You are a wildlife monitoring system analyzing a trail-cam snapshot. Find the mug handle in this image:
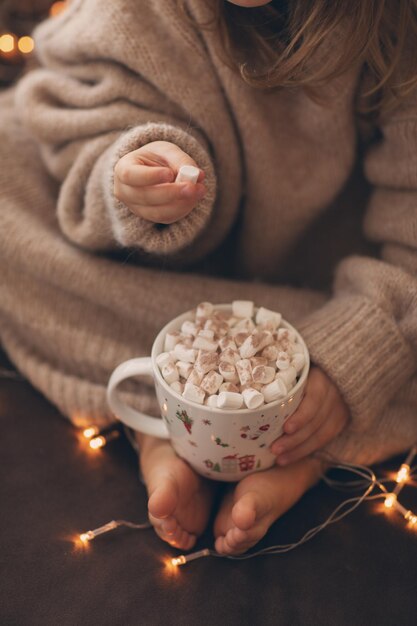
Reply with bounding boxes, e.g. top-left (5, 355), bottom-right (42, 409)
top-left (107, 357), bottom-right (170, 439)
